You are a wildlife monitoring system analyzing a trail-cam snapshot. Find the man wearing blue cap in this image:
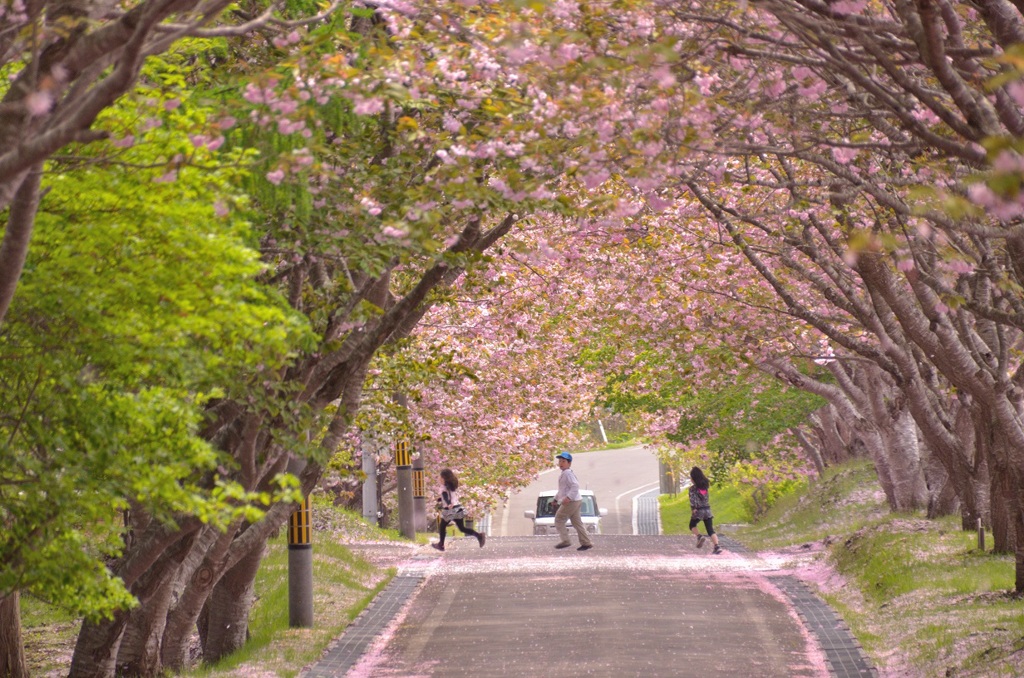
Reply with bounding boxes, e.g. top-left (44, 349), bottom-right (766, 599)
top-left (551, 452), bottom-right (593, 551)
